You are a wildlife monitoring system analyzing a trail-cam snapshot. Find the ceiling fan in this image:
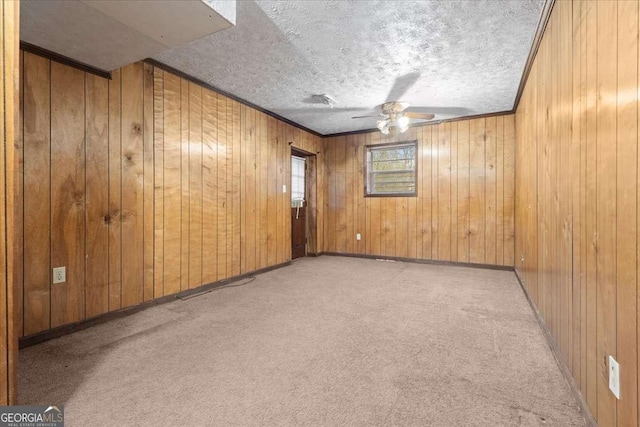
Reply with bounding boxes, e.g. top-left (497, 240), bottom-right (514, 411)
top-left (352, 101), bottom-right (435, 135)
top-left (351, 71), bottom-right (468, 135)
